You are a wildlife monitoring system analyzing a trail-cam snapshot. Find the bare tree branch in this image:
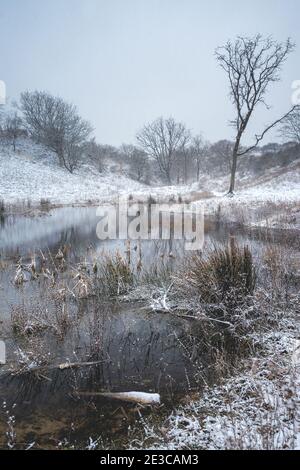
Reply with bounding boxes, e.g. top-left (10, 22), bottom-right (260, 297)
top-left (280, 105), bottom-right (300, 144)
top-left (238, 106), bottom-right (298, 156)
top-left (136, 117), bottom-right (190, 184)
top-left (20, 91), bottom-right (93, 173)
